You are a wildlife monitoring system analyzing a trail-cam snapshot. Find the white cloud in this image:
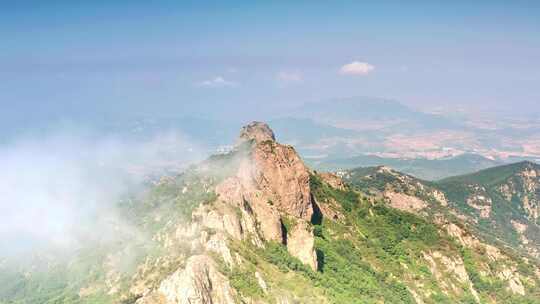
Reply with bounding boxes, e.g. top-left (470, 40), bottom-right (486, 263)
top-left (277, 71), bottom-right (303, 84)
top-left (339, 61), bottom-right (375, 75)
top-left (0, 130), bottom-right (203, 257)
top-left (196, 76), bottom-right (238, 88)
